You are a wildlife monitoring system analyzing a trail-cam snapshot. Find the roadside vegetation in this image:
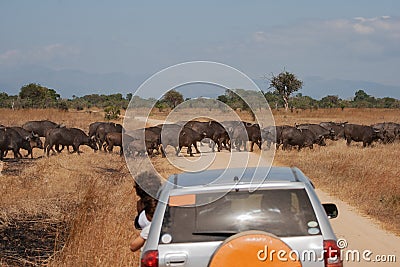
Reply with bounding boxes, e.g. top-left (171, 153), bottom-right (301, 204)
top-left (273, 108), bottom-right (400, 235)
